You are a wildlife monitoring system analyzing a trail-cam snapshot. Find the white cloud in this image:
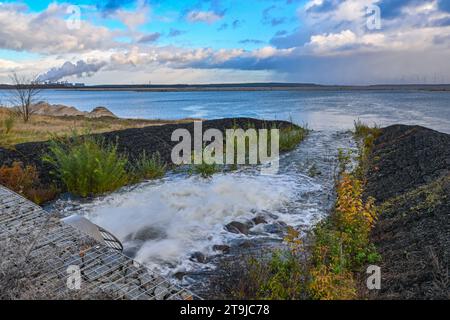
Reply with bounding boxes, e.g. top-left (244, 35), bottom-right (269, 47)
top-left (308, 30), bottom-right (357, 51)
top-left (304, 0), bottom-right (324, 11)
top-left (251, 46), bottom-right (294, 59)
top-left (2, 0), bottom-right (450, 85)
top-left (186, 10), bottom-right (223, 24)
top-left (305, 30), bottom-right (388, 55)
top-left (0, 3), bottom-right (118, 54)
top-left (0, 58), bottom-right (20, 70)
top-left (113, 0), bottom-right (150, 31)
